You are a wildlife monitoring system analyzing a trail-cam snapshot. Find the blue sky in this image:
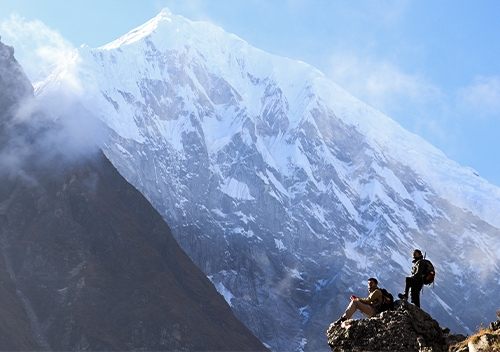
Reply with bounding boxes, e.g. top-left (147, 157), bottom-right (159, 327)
top-left (1, 0), bottom-right (499, 187)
